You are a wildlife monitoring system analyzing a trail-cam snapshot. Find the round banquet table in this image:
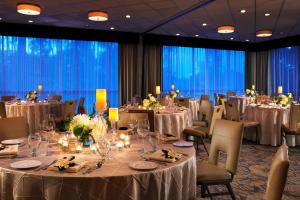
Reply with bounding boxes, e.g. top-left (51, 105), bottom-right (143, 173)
top-left (0, 138), bottom-right (196, 200)
top-left (244, 104), bottom-right (300, 146)
top-left (188, 100), bottom-right (199, 121)
top-left (229, 96), bottom-right (252, 115)
top-left (155, 108), bottom-right (193, 138)
top-left (5, 102), bottom-right (63, 134)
